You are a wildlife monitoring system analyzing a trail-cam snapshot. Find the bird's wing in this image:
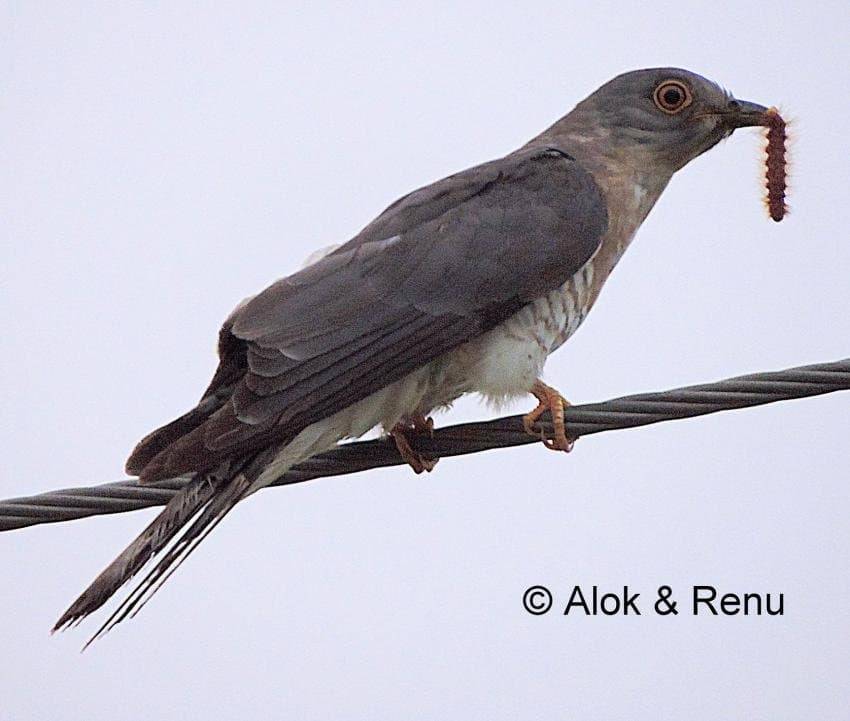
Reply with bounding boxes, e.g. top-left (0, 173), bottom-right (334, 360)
top-left (135, 146), bottom-right (607, 481)
top-left (56, 147), bottom-right (607, 638)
